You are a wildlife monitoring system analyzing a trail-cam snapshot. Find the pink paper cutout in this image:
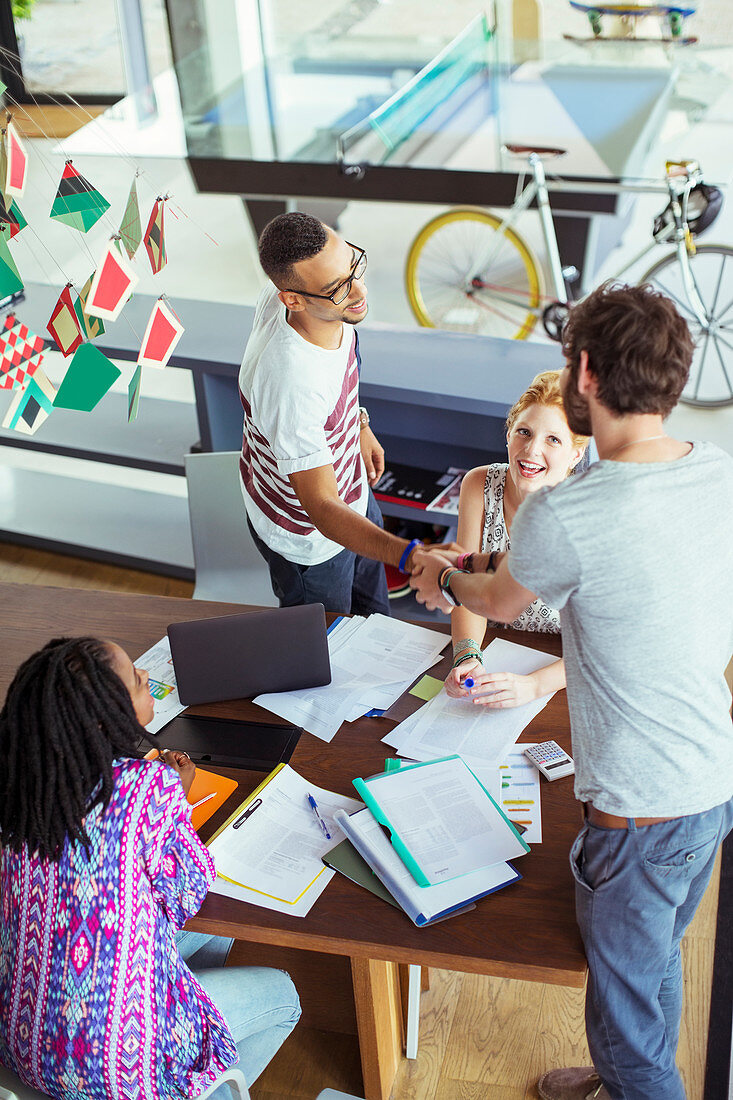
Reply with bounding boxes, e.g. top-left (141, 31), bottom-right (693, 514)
top-left (86, 241), bottom-right (139, 321)
top-left (6, 122), bottom-right (28, 197)
top-left (138, 298), bottom-right (184, 368)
